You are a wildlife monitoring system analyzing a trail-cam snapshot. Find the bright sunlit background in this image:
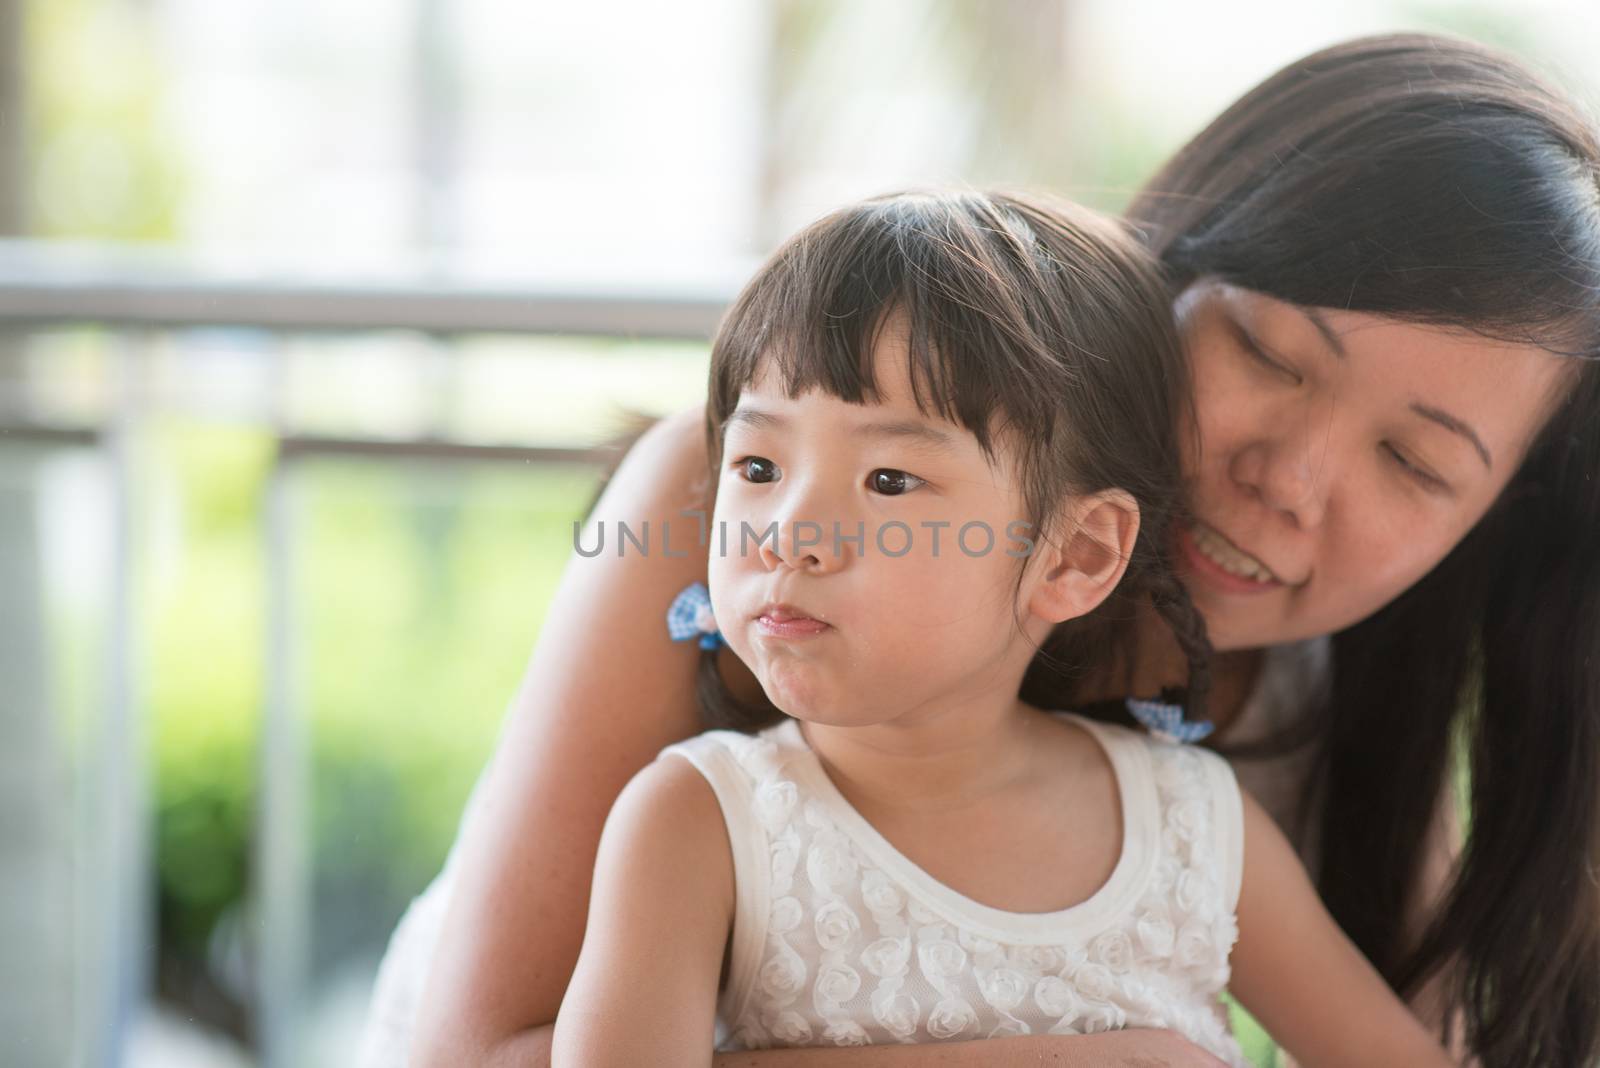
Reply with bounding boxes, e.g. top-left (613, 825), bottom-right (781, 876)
top-left (6, 2), bottom-right (1600, 1066)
